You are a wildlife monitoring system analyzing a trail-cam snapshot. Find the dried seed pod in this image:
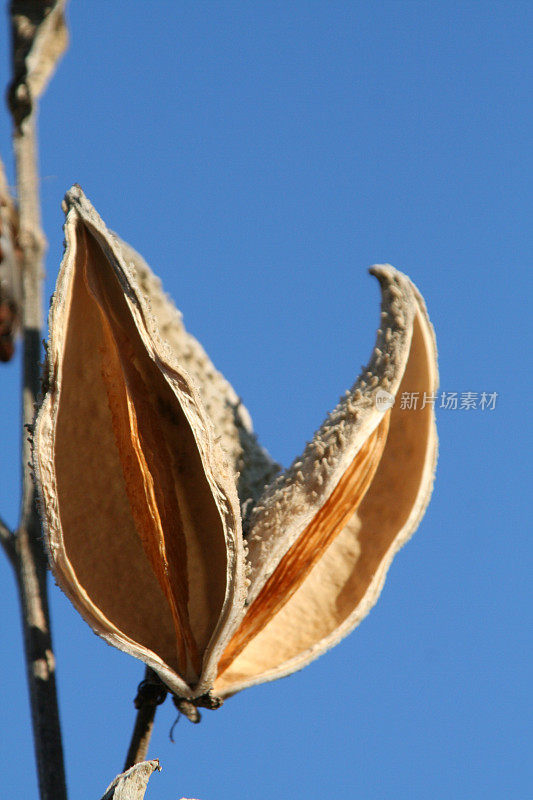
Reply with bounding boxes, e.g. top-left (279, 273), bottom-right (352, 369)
top-left (214, 266), bottom-right (438, 696)
top-left (34, 185), bottom-right (438, 703)
top-left (34, 186), bottom-right (246, 698)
